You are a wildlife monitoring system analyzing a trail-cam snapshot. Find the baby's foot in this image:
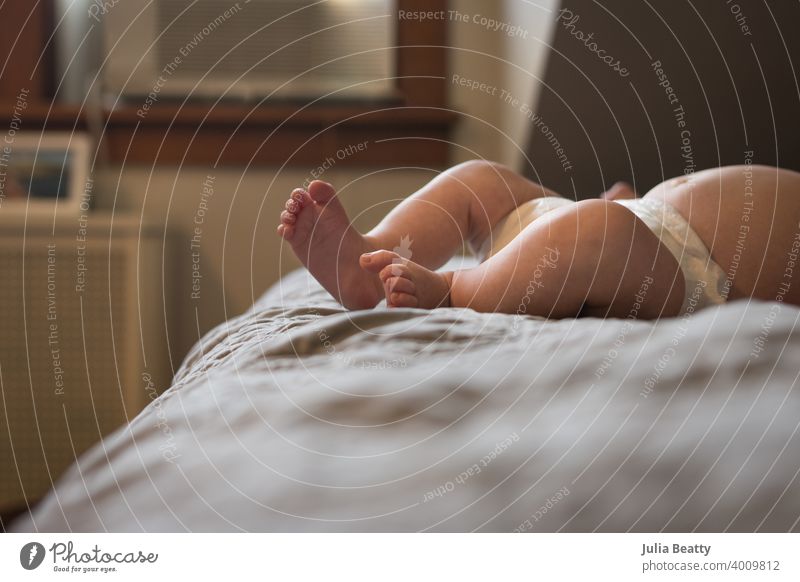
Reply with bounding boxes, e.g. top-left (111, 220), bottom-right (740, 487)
top-left (601, 181), bottom-right (637, 201)
top-left (277, 180), bottom-right (383, 309)
top-left (359, 250), bottom-right (452, 309)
